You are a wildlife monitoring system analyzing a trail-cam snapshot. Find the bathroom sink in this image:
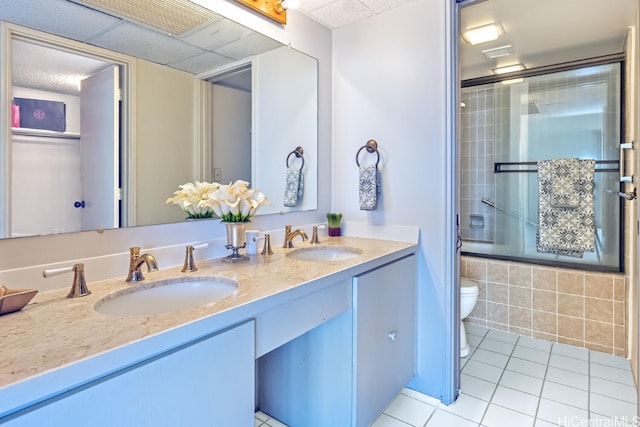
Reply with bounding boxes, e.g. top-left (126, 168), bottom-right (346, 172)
top-left (94, 276), bottom-right (238, 316)
top-left (286, 246), bottom-right (363, 262)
